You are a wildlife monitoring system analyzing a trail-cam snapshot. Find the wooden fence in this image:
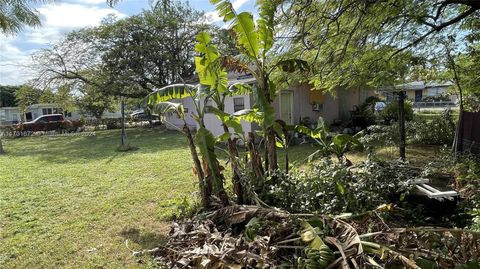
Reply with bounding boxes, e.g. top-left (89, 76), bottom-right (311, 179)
top-left (457, 111), bottom-right (480, 155)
